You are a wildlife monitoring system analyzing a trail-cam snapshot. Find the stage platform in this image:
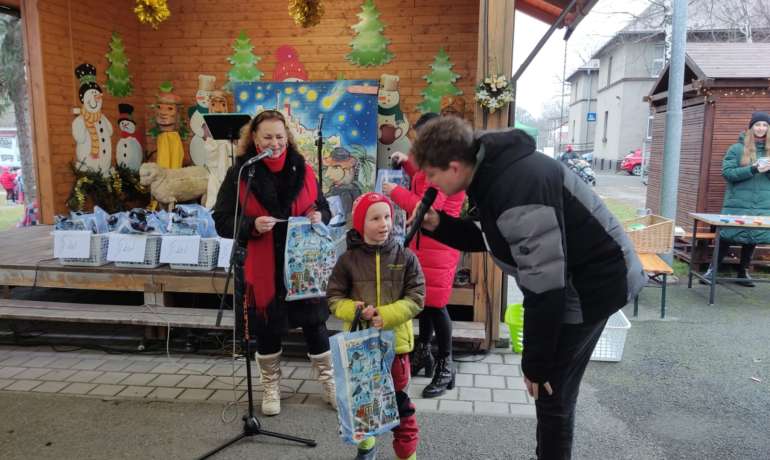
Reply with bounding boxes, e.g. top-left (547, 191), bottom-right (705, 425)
top-left (0, 226), bottom-right (497, 347)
